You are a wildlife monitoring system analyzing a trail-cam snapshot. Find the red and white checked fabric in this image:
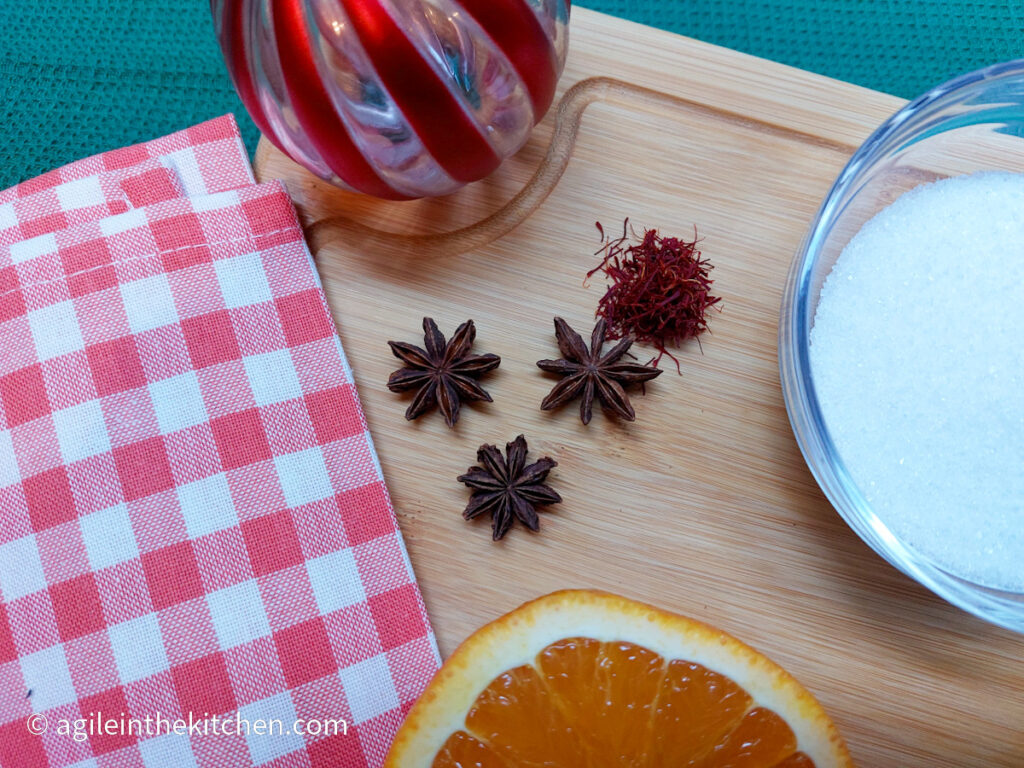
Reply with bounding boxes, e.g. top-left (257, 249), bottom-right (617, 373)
top-left (1, 115), bottom-right (254, 253)
top-left (0, 115), bottom-right (253, 207)
top-left (0, 160), bottom-right (185, 248)
top-left (0, 122), bottom-right (438, 768)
